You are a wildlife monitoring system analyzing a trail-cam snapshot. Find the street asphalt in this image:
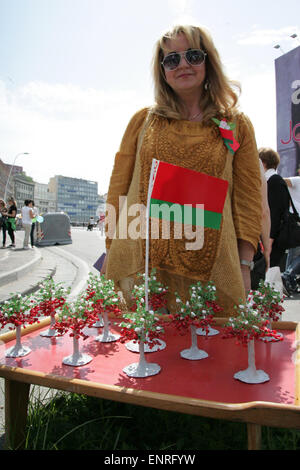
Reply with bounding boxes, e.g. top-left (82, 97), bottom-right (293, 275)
top-left (0, 232), bottom-right (299, 448)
